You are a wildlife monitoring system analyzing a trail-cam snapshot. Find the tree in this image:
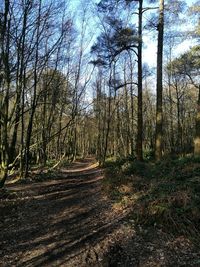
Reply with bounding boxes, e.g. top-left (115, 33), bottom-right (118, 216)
top-left (136, 0), bottom-right (143, 161)
top-left (155, 0), bottom-right (165, 160)
top-left (0, 0), bottom-right (11, 187)
top-left (170, 46), bottom-right (200, 155)
top-left (0, 0), bottom-right (73, 186)
top-left (91, 15), bottom-right (139, 164)
top-left (188, 0), bottom-right (200, 40)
